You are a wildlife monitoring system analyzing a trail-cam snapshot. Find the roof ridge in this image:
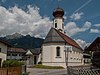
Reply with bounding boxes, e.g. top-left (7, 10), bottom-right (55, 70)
top-left (54, 28), bottom-right (82, 50)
